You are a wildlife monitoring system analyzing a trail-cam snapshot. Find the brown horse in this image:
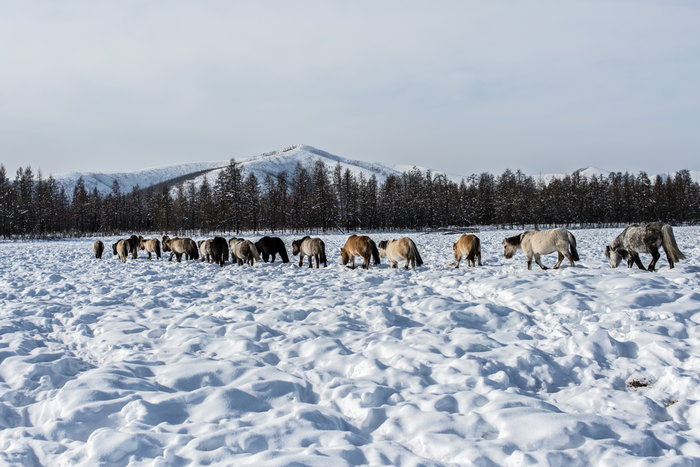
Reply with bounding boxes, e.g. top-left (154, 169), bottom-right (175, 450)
top-left (93, 240), bottom-right (104, 259)
top-left (341, 235), bottom-right (380, 269)
top-left (138, 236), bottom-right (161, 260)
top-left (291, 236), bottom-right (327, 268)
top-left (453, 234), bottom-right (482, 268)
top-left (163, 237), bottom-right (199, 262)
top-left (378, 237), bottom-right (423, 270)
top-left (229, 238), bottom-right (260, 266)
top-left (255, 236), bottom-right (289, 263)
